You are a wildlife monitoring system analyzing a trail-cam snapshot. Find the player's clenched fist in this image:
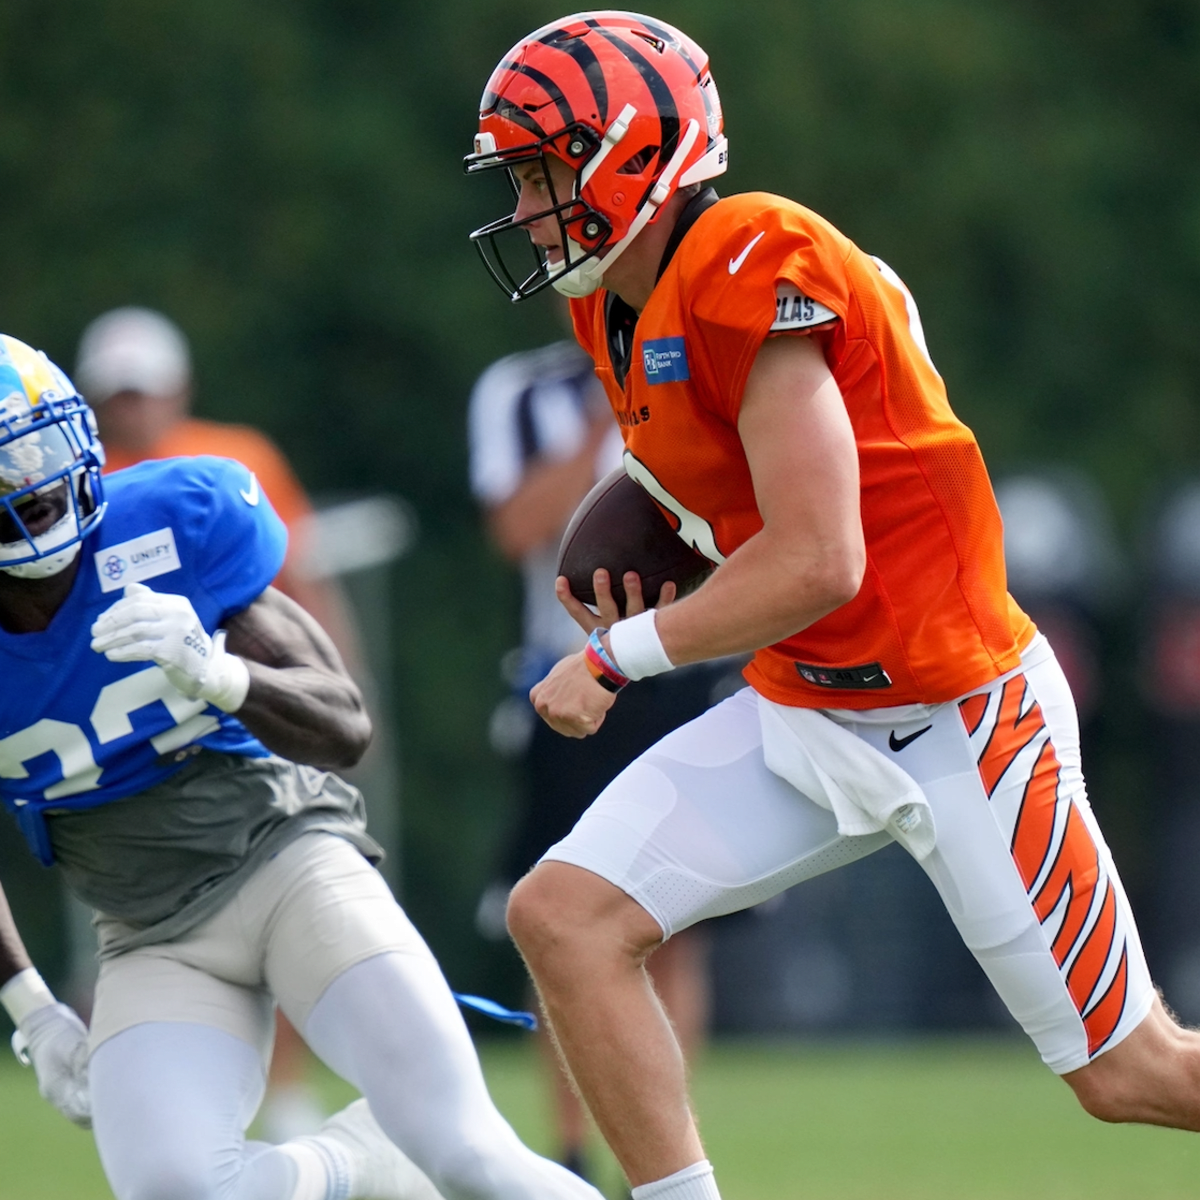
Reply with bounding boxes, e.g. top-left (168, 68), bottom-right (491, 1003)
top-left (530, 652), bottom-right (616, 738)
top-left (14, 1001), bottom-right (92, 1128)
top-left (90, 582), bottom-right (250, 712)
top-left (2, 969), bottom-right (91, 1129)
